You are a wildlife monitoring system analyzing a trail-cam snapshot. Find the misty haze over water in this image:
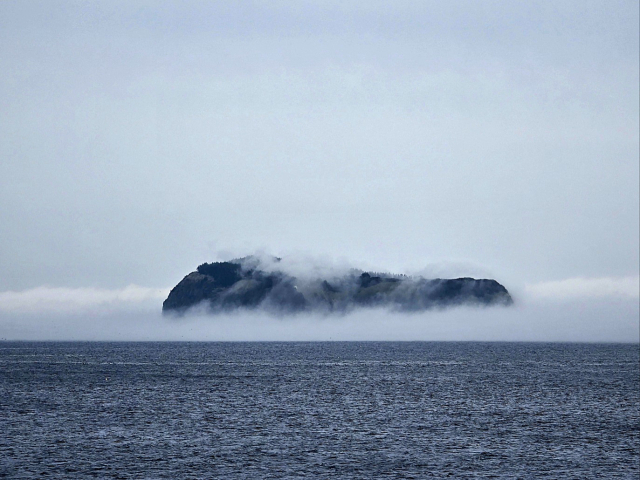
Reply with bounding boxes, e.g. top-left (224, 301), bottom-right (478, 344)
top-left (1, 1), bottom-right (638, 477)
